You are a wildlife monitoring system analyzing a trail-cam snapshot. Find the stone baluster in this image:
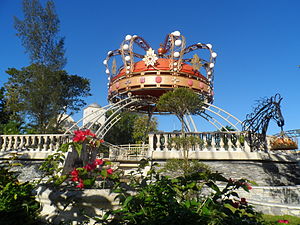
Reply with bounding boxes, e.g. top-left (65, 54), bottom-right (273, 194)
top-left (202, 134), bottom-right (208, 151)
top-left (19, 136), bottom-right (24, 149)
top-left (25, 136), bottom-right (30, 149)
top-left (37, 136), bottom-right (42, 151)
top-left (7, 136), bottom-right (13, 150)
top-left (1, 136), bottom-right (7, 151)
top-left (148, 133), bottom-right (154, 158)
top-left (49, 136), bottom-right (55, 151)
top-left (55, 136), bottom-right (61, 150)
top-left (227, 134), bottom-right (234, 151)
top-left (235, 134), bottom-right (242, 151)
top-left (219, 134), bottom-right (226, 151)
top-left (43, 136), bottom-right (48, 151)
top-left (13, 136), bottom-right (19, 150)
top-left (211, 133), bottom-right (216, 151)
top-left (163, 134), bottom-right (169, 151)
top-left (155, 134), bottom-right (161, 151)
